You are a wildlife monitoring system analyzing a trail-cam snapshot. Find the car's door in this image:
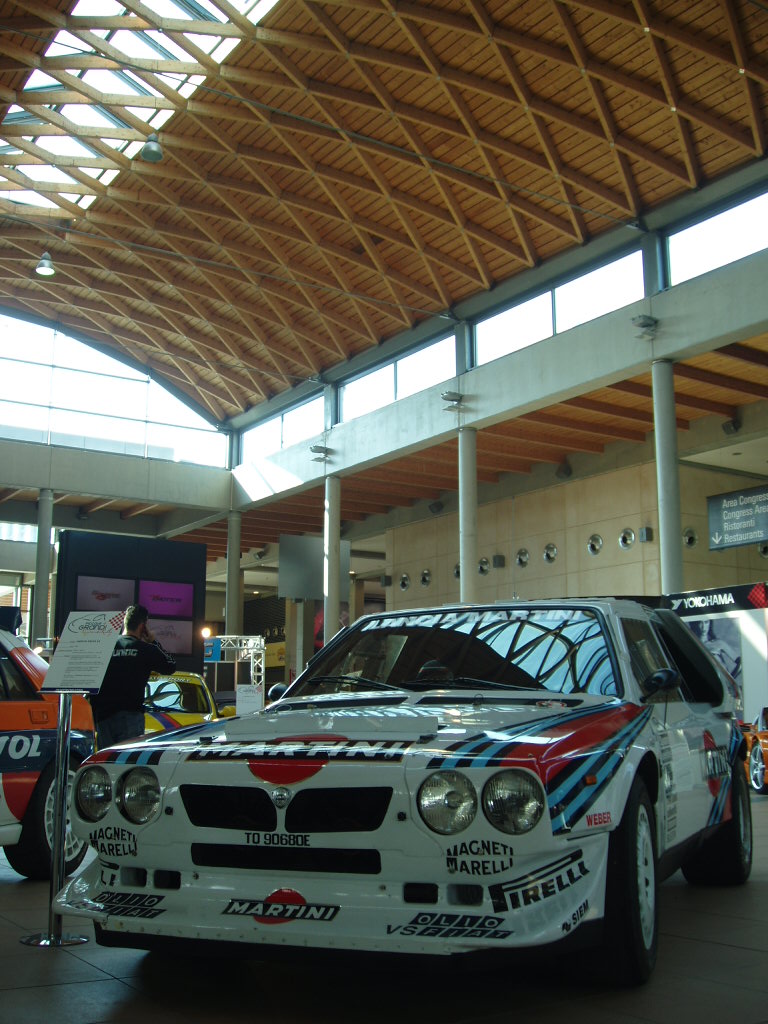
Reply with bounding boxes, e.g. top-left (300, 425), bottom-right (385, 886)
top-left (651, 610), bottom-right (732, 829)
top-left (618, 615), bottom-right (713, 850)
